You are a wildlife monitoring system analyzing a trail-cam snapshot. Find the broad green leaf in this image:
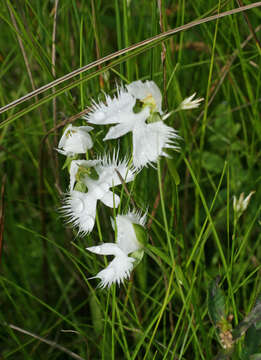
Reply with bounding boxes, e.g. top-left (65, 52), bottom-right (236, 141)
top-left (89, 293), bottom-right (103, 336)
top-left (208, 278), bottom-right (226, 326)
top-left (233, 297), bottom-right (261, 341)
top-left (166, 158), bottom-right (180, 185)
top-left (242, 325), bottom-right (261, 358)
top-left (146, 244), bottom-right (172, 266)
top-left (202, 152), bottom-right (224, 174)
